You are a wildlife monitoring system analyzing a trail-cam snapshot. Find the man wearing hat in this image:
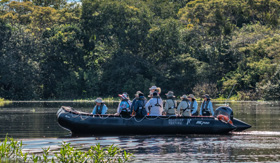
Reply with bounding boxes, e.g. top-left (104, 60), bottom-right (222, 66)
top-left (92, 98), bottom-right (108, 115)
top-left (145, 91), bottom-right (163, 116)
top-left (177, 95), bottom-right (191, 116)
top-left (199, 94), bottom-right (214, 116)
top-left (188, 94), bottom-right (198, 116)
top-left (164, 91), bottom-right (177, 116)
top-left (148, 86), bottom-right (161, 98)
